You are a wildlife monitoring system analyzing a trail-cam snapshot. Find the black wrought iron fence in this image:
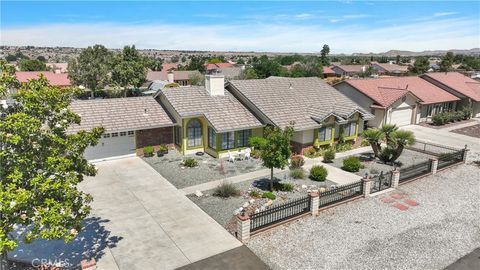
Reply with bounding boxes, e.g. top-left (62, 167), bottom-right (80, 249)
top-left (370, 171), bottom-right (392, 193)
top-left (250, 195), bottom-right (310, 232)
top-left (399, 160), bottom-right (432, 183)
top-left (437, 150), bottom-right (464, 169)
top-left (318, 181), bottom-right (363, 208)
top-left (407, 140), bottom-right (460, 157)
